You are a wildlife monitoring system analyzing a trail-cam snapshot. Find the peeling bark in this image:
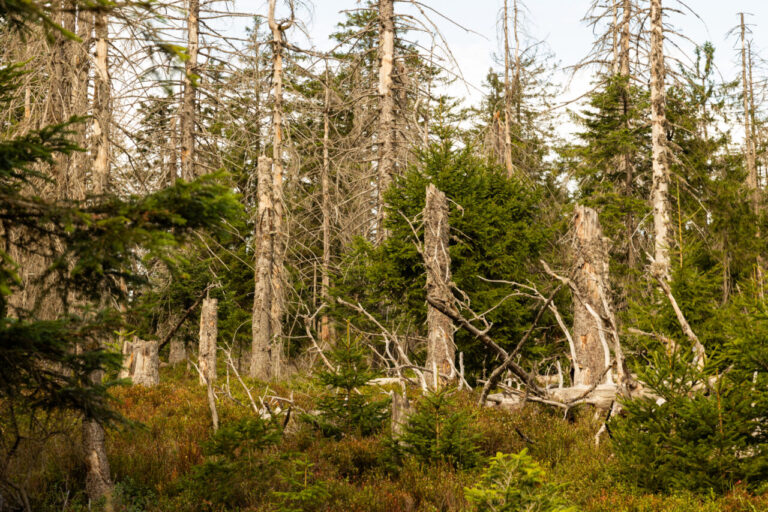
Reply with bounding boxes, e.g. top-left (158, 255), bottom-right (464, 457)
top-left (118, 338), bottom-right (160, 386)
top-left (571, 206), bottom-right (612, 386)
top-left (423, 184), bottom-right (455, 385)
top-left (180, 0), bottom-right (199, 180)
